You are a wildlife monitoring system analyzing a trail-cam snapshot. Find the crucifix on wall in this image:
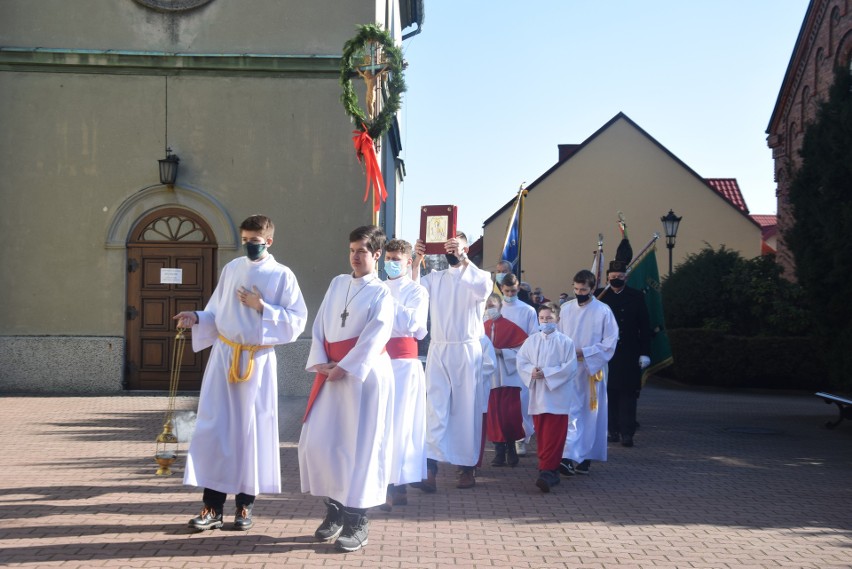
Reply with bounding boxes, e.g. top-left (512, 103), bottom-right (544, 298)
top-left (355, 42), bottom-right (390, 124)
